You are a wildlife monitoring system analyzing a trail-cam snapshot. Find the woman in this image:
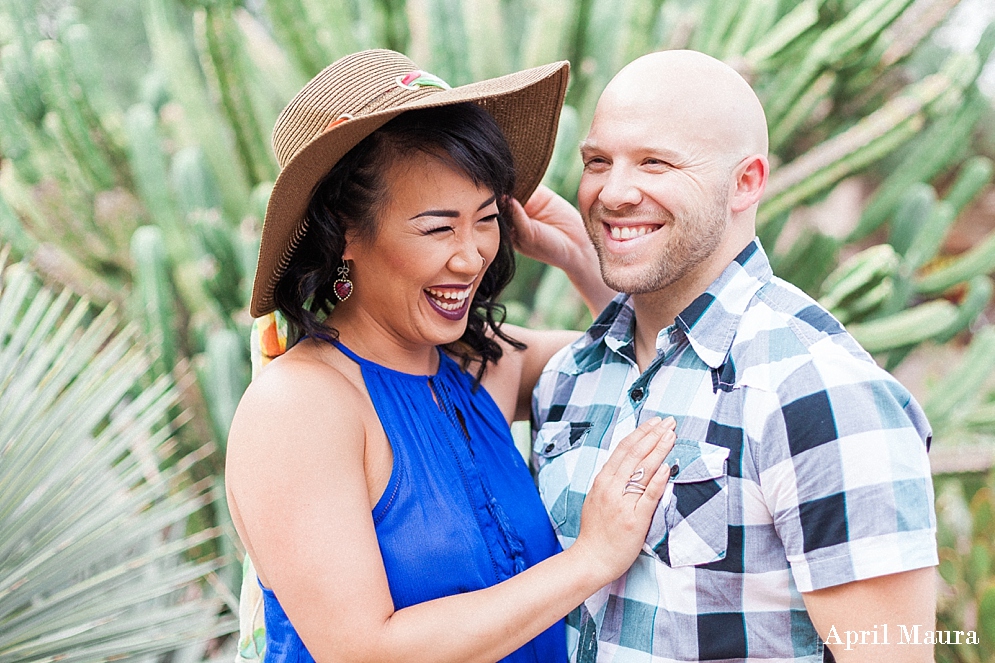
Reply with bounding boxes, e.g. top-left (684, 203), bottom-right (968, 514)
top-left (226, 49), bottom-right (676, 663)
